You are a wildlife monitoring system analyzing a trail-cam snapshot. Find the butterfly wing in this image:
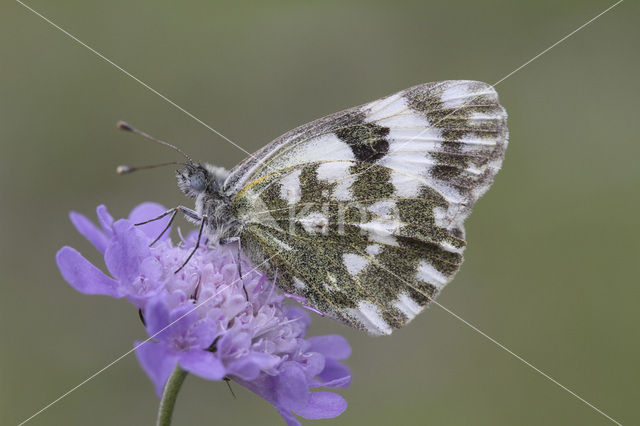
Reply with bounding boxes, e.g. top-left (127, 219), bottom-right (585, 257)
top-left (226, 80), bottom-right (508, 335)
